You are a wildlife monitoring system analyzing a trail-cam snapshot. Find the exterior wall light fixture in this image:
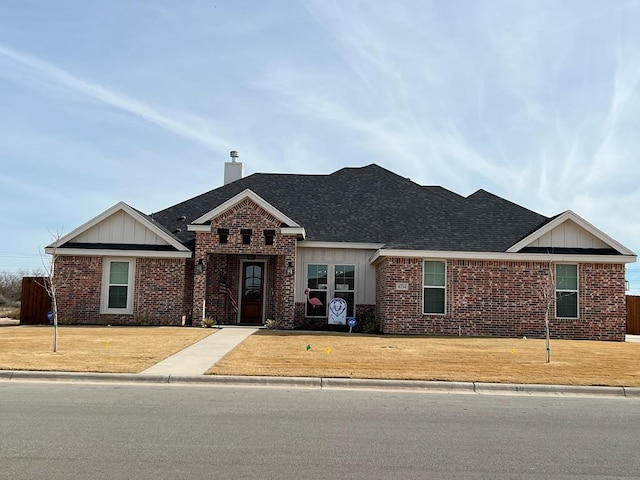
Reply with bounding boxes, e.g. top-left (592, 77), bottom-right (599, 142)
top-left (195, 258), bottom-right (205, 274)
top-left (286, 261), bottom-right (294, 276)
